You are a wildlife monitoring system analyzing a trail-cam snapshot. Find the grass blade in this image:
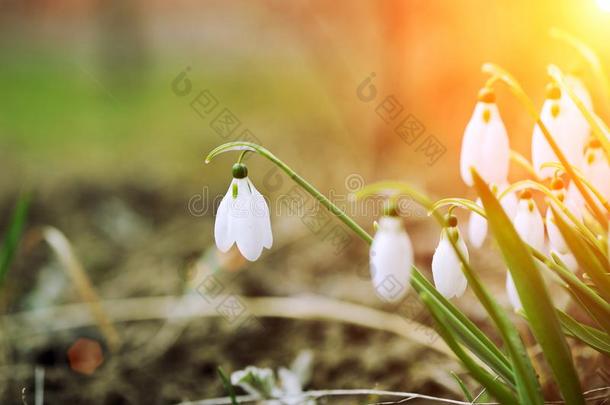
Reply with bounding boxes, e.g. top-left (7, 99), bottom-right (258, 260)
top-left (421, 293), bottom-right (517, 405)
top-left (557, 310), bottom-right (610, 355)
top-left (550, 205), bottom-right (610, 301)
top-left (411, 269), bottom-right (515, 387)
top-left (0, 193), bottom-right (30, 288)
top-left (450, 372), bottom-right (474, 402)
top-left (473, 169), bottom-right (585, 405)
top-left (217, 367), bottom-right (238, 405)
